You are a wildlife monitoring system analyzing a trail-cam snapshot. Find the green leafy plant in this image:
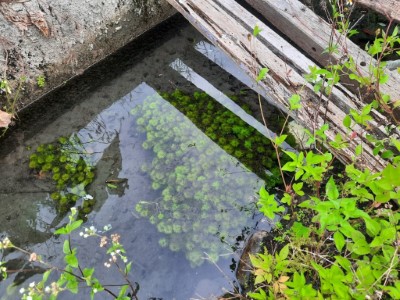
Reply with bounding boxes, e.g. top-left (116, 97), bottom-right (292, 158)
top-left (0, 208), bottom-right (138, 299)
top-left (248, 2), bottom-right (400, 299)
